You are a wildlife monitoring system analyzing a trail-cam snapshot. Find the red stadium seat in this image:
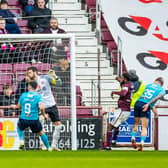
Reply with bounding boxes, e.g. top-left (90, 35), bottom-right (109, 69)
top-left (0, 85), bottom-right (3, 93)
top-left (13, 63), bottom-right (31, 73)
top-left (20, 28), bottom-right (32, 34)
top-left (17, 20), bottom-right (28, 27)
top-left (101, 18), bottom-right (108, 29)
top-left (85, 0), bottom-right (96, 9)
top-left (101, 31), bottom-right (114, 43)
top-left (0, 74), bottom-right (13, 85)
top-left (32, 63), bottom-right (51, 73)
top-left (8, 0), bottom-right (20, 6)
top-left (0, 64), bottom-right (13, 73)
top-left (107, 41), bottom-right (117, 53)
top-left (76, 85), bottom-right (83, 106)
top-left (9, 8), bottom-right (22, 16)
